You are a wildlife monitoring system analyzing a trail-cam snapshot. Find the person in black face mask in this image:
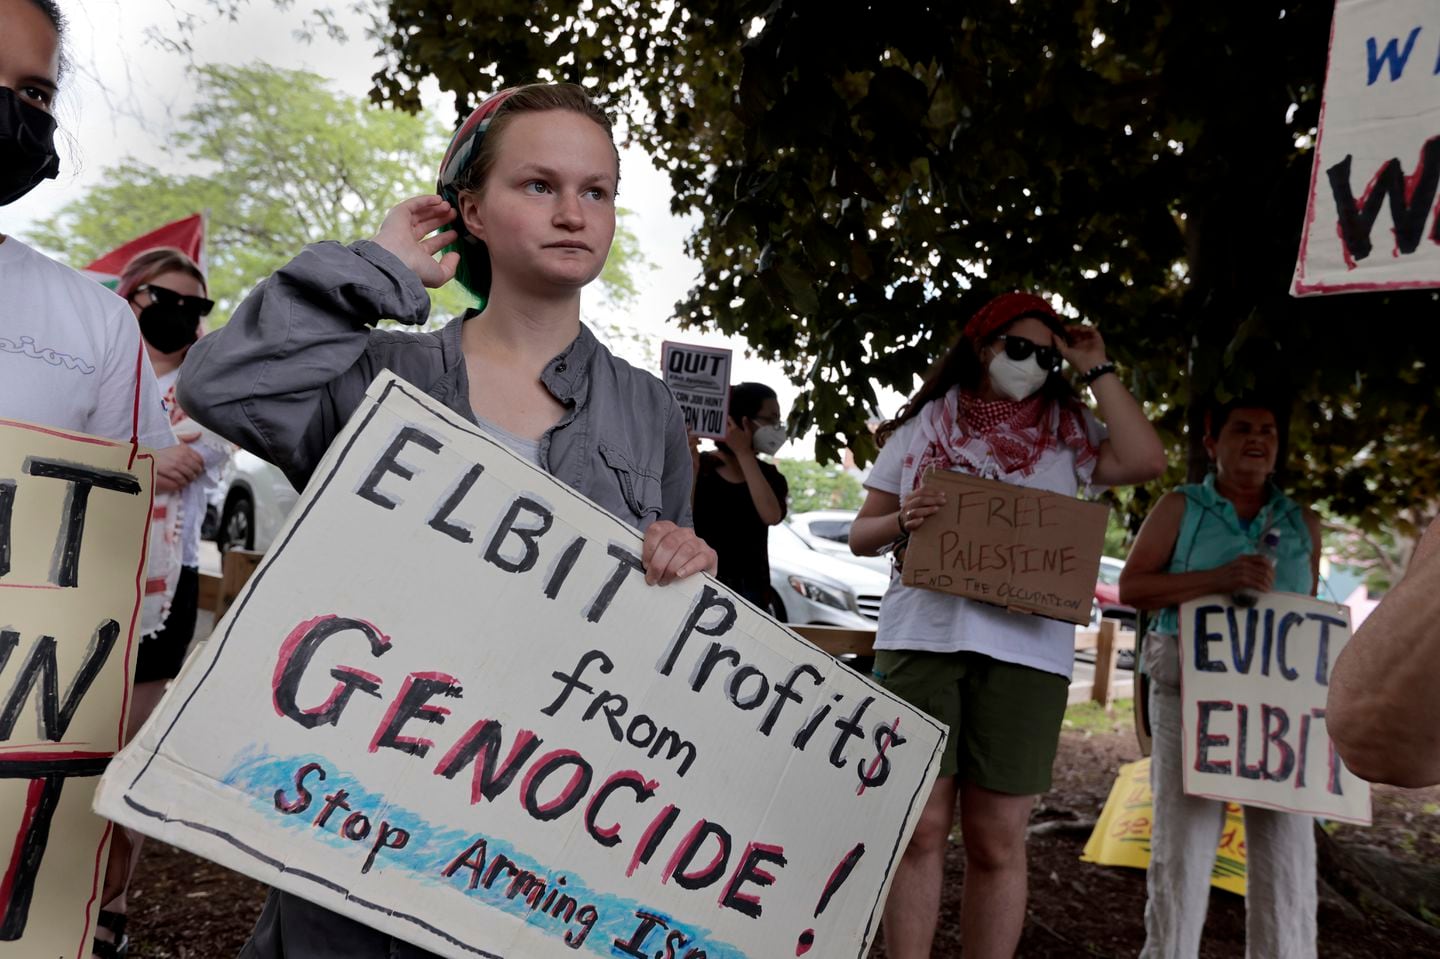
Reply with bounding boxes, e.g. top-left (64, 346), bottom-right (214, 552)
top-left (0, 0), bottom-right (59, 205)
top-left (120, 248), bottom-right (214, 363)
top-left (0, 0), bottom-right (188, 475)
top-left (98, 248), bottom-right (230, 958)
top-left (1, 6), bottom-right (202, 957)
